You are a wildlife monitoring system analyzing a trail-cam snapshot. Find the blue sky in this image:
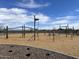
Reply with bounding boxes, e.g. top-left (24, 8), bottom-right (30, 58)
top-left (0, 0), bottom-right (79, 29)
